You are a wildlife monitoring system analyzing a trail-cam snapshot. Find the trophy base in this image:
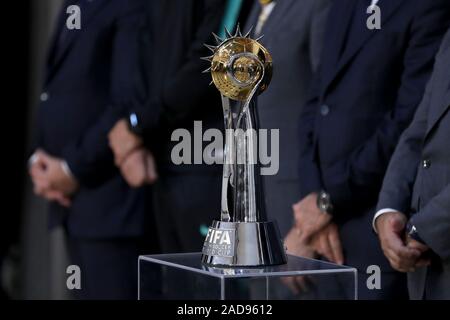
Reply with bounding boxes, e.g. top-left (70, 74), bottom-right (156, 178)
top-left (201, 220), bottom-right (287, 267)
